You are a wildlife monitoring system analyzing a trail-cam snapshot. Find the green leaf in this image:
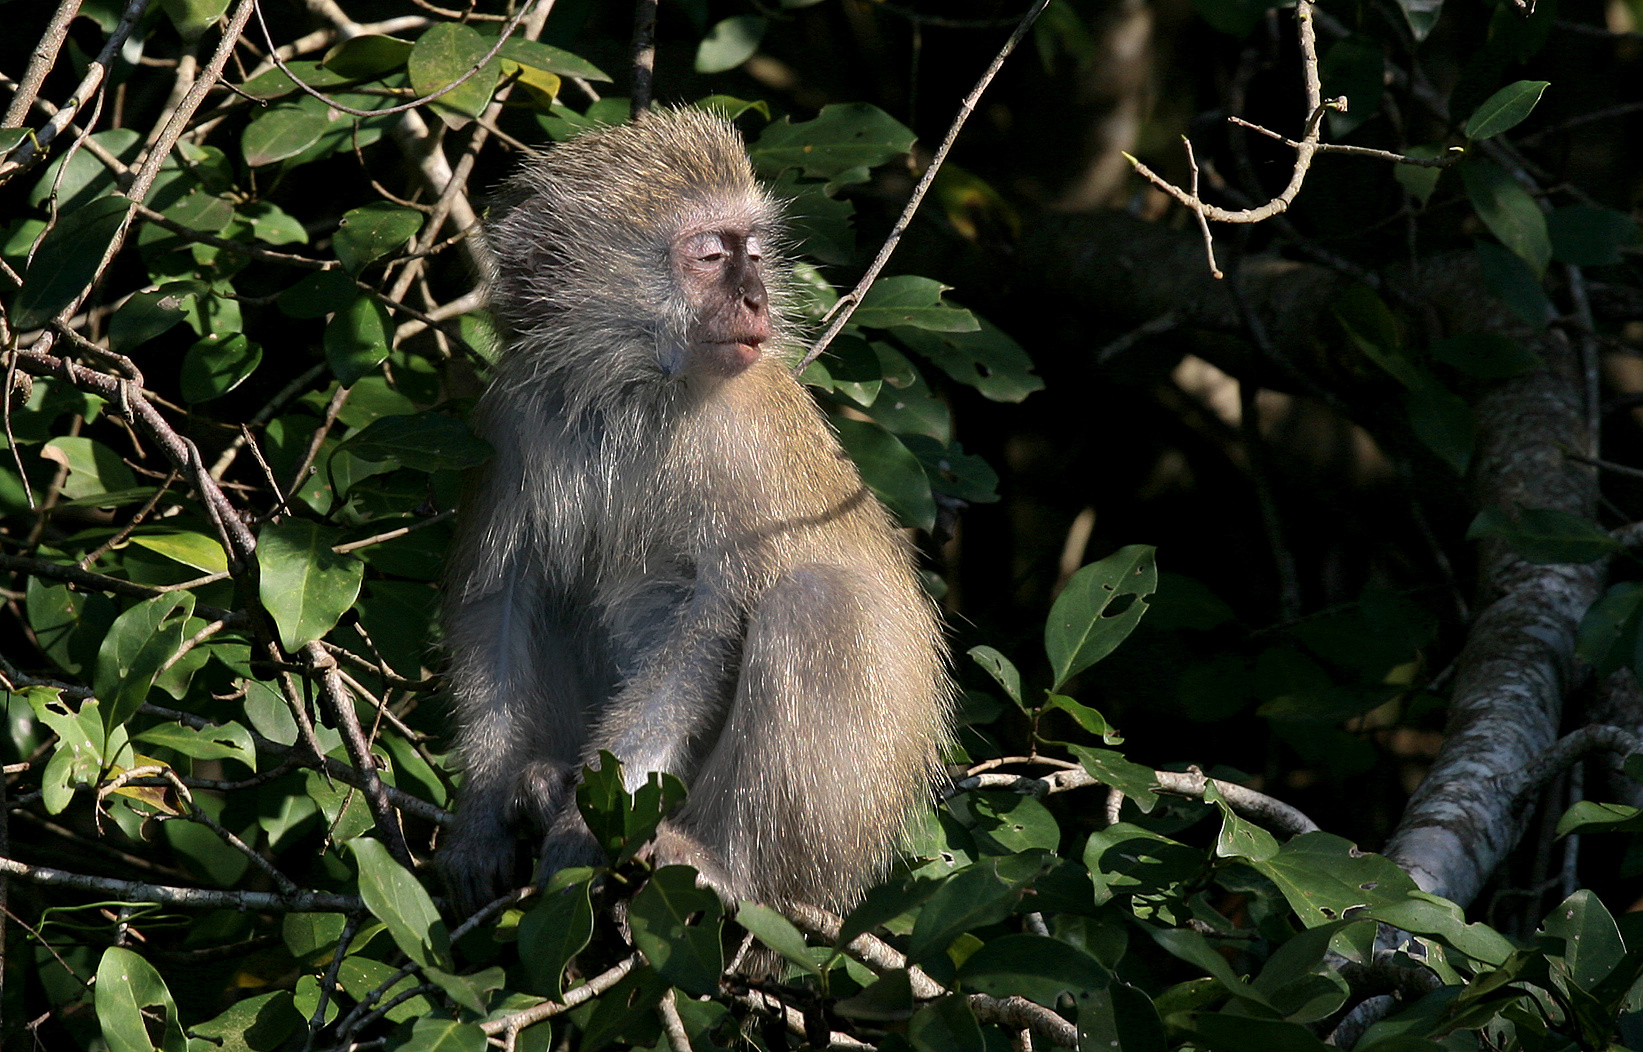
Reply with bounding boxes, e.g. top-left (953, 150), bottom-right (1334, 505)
top-left (1431, 333), bottom-right (1540, 378)
top-left (1069, 747), bottom-right (1160, 811)
top-left (624, 861), bottom-right (722, 992)
top-left (520, 876), bottom-right (595, 999)
top-left (1540, 889), bottom-right (1624, 988)
top-left (342, 413), bottom-right (493, 470)
top-left (26, 689), bottom-right (111, 813)
top-left (39, 436), bottom-right (137, 499)
top-left (323, 34), bottom-right (414, 78)
top-left (135, 721), bottom-right (256, 769)
top-left (181, 332), bottom-right (262, 403)
top-left (1319, 37), bottom-right (1385, 137)
top-left (1248, 832), bottom-right (1418, 928)
top-left (1466, 505), bottom-right (1620, 564)
top-left (334, 202), bottom-right (424, 275)
top-left (907, 858), bottom-right (1032, 965)
top-left (1405, 382), bottom-right (1475, 475)
top-left (909, 994), bottom-right (985, 1052)
top-left (157, 0), bottom-right (228, 40)
top-left (751, 103), bottom-right (916, 180)
top-left (1394, 0), bottom-right (1443, 40)
top-left (1368, 891), bottom-right (1514, 964)
top-left (1547, 205), bottom-right (1641, 266)
top-left (278, 268), bottom-right (359, 319)
top-left (830, 417), bottom-right (937, 532)
top-left (93, 593), bottom-right (195, 732)
top-left (853, 276), bottom-right (980, 333)
top-left (256, 519), bottom-right (364, 650)
top-left (408, 22), bottom-right (498, 130)
top-left (735, 901), bottom-right (821, 976)
top-left (350, 837), bottom-right (450, 968)
top-left (958, 791), bottom-right (1061, 854)
top-left (1556, 799), bottom-right (1643, 836)
top-left (902, 435), bottom-right (1000, 503)
top-left (397, 1018), bottom-right (487, 1052)
top-left (1190, 1013), bottom-right (1331, 1052)
top-left (1042, 694), bottom-right (1117, 741)
top-left (893, 319), bottom-right (1043, 403)
top-left (242, 105), bottom-right (330, 167)
top-left (498, 39), bottom-right (612, 82)
top-left (109, 281), bottom-right (205, 351)
top-left (188, 990), bottom-right (301, 1052)
top-left (696, 15), bottom-right (768, 73)
top-left (127, 530), bottom-right (229, 574)
top-left (1475, 238), bottom-right (1553, 327)
top-left (1395, 145), bottom-right (1449, 206)
top-left (13, 195), bottom-right (127, 330)
top-left (1461, 157), bottom-right (1551, 274)
top-left (324, 295), bottom-right (392, 385)
top-left (1046, 544), bottom-right (1157, 690)
top-left (1464, 80), bottom-right (1550, 140)
top-left (957, 933), bottom-right (1111, 1007)
top-left (1577, 582), bottom-right (1643, 676)
top-left (967, 645), bottom-right (1023, 707)
top-left (580, 965), bottom-right (667, 1052)
top-left (95, 946), bottom-right (187, 1052)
